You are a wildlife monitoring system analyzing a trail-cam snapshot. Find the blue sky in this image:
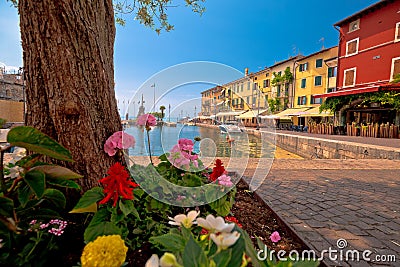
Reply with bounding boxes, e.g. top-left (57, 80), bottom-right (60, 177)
top-left (0, 0), bottom-right (377, 117)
